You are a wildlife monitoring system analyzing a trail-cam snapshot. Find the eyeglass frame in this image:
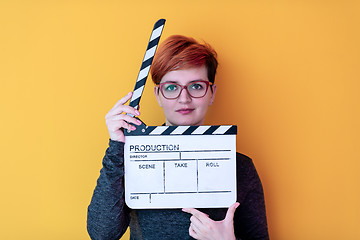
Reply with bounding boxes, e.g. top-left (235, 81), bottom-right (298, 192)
top-left (157, 80), bottom-right (214, 100)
